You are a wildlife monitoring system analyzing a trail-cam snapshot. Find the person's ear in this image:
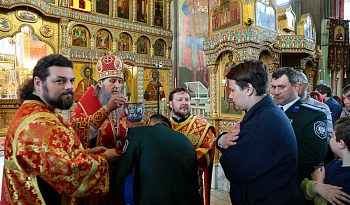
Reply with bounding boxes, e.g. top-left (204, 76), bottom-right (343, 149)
top-left (305, 83), bottom-right (310, 90)
top-left (294, 82), bottom-right (300, 91)
top-left (169, 101), bottom-right (173, 110)
top-left (98, 80), bottom-right (103, 87)
top-left (33, 76), bottom-right (42, 92)
top-left (246, 83), bottom-right (254, 96)
top-left (338, 139), bottom-right (346, 150)
top-left (147, 119), bottom-right (154, 126)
